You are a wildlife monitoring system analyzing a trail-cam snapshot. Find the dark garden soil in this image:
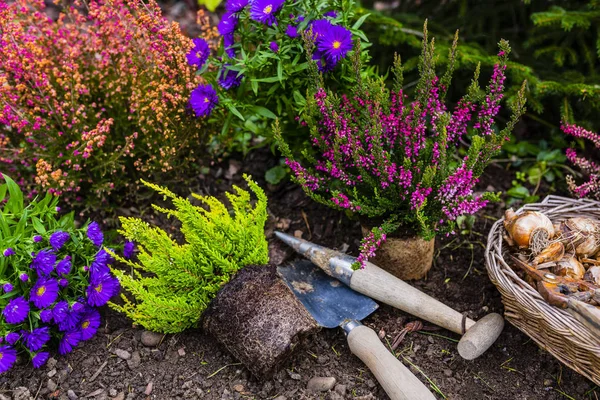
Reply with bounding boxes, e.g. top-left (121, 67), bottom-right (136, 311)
top-left (2, 149), bottom-right (598, 400)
